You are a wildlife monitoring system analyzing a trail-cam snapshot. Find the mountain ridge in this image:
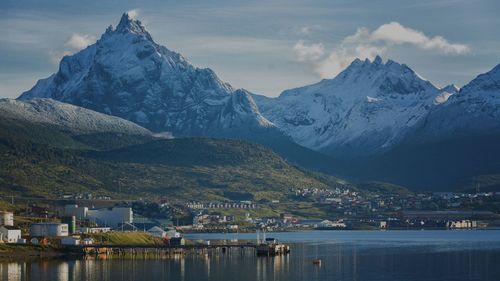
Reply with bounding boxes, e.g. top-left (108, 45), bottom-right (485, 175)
top-left (254, 56), bottom-right (443, 157)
